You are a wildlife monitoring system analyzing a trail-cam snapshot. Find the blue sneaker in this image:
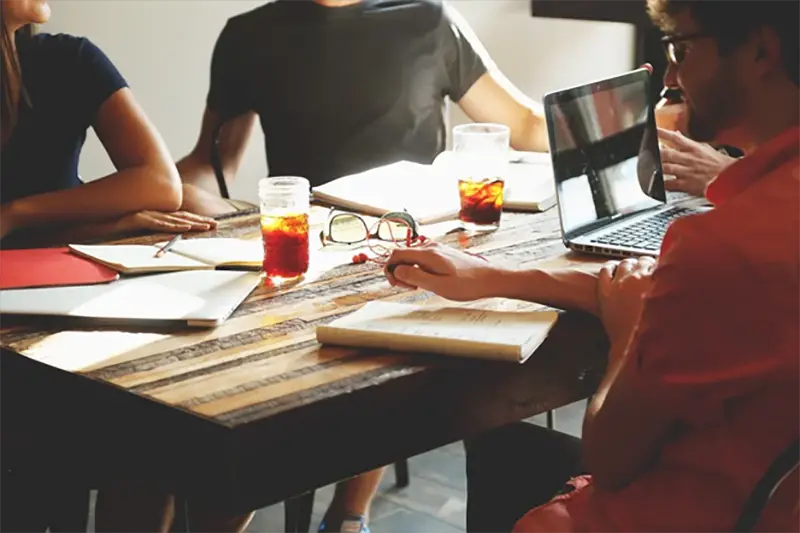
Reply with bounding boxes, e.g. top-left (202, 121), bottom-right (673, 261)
top-left (318, 515), bottom-right (370, 533)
